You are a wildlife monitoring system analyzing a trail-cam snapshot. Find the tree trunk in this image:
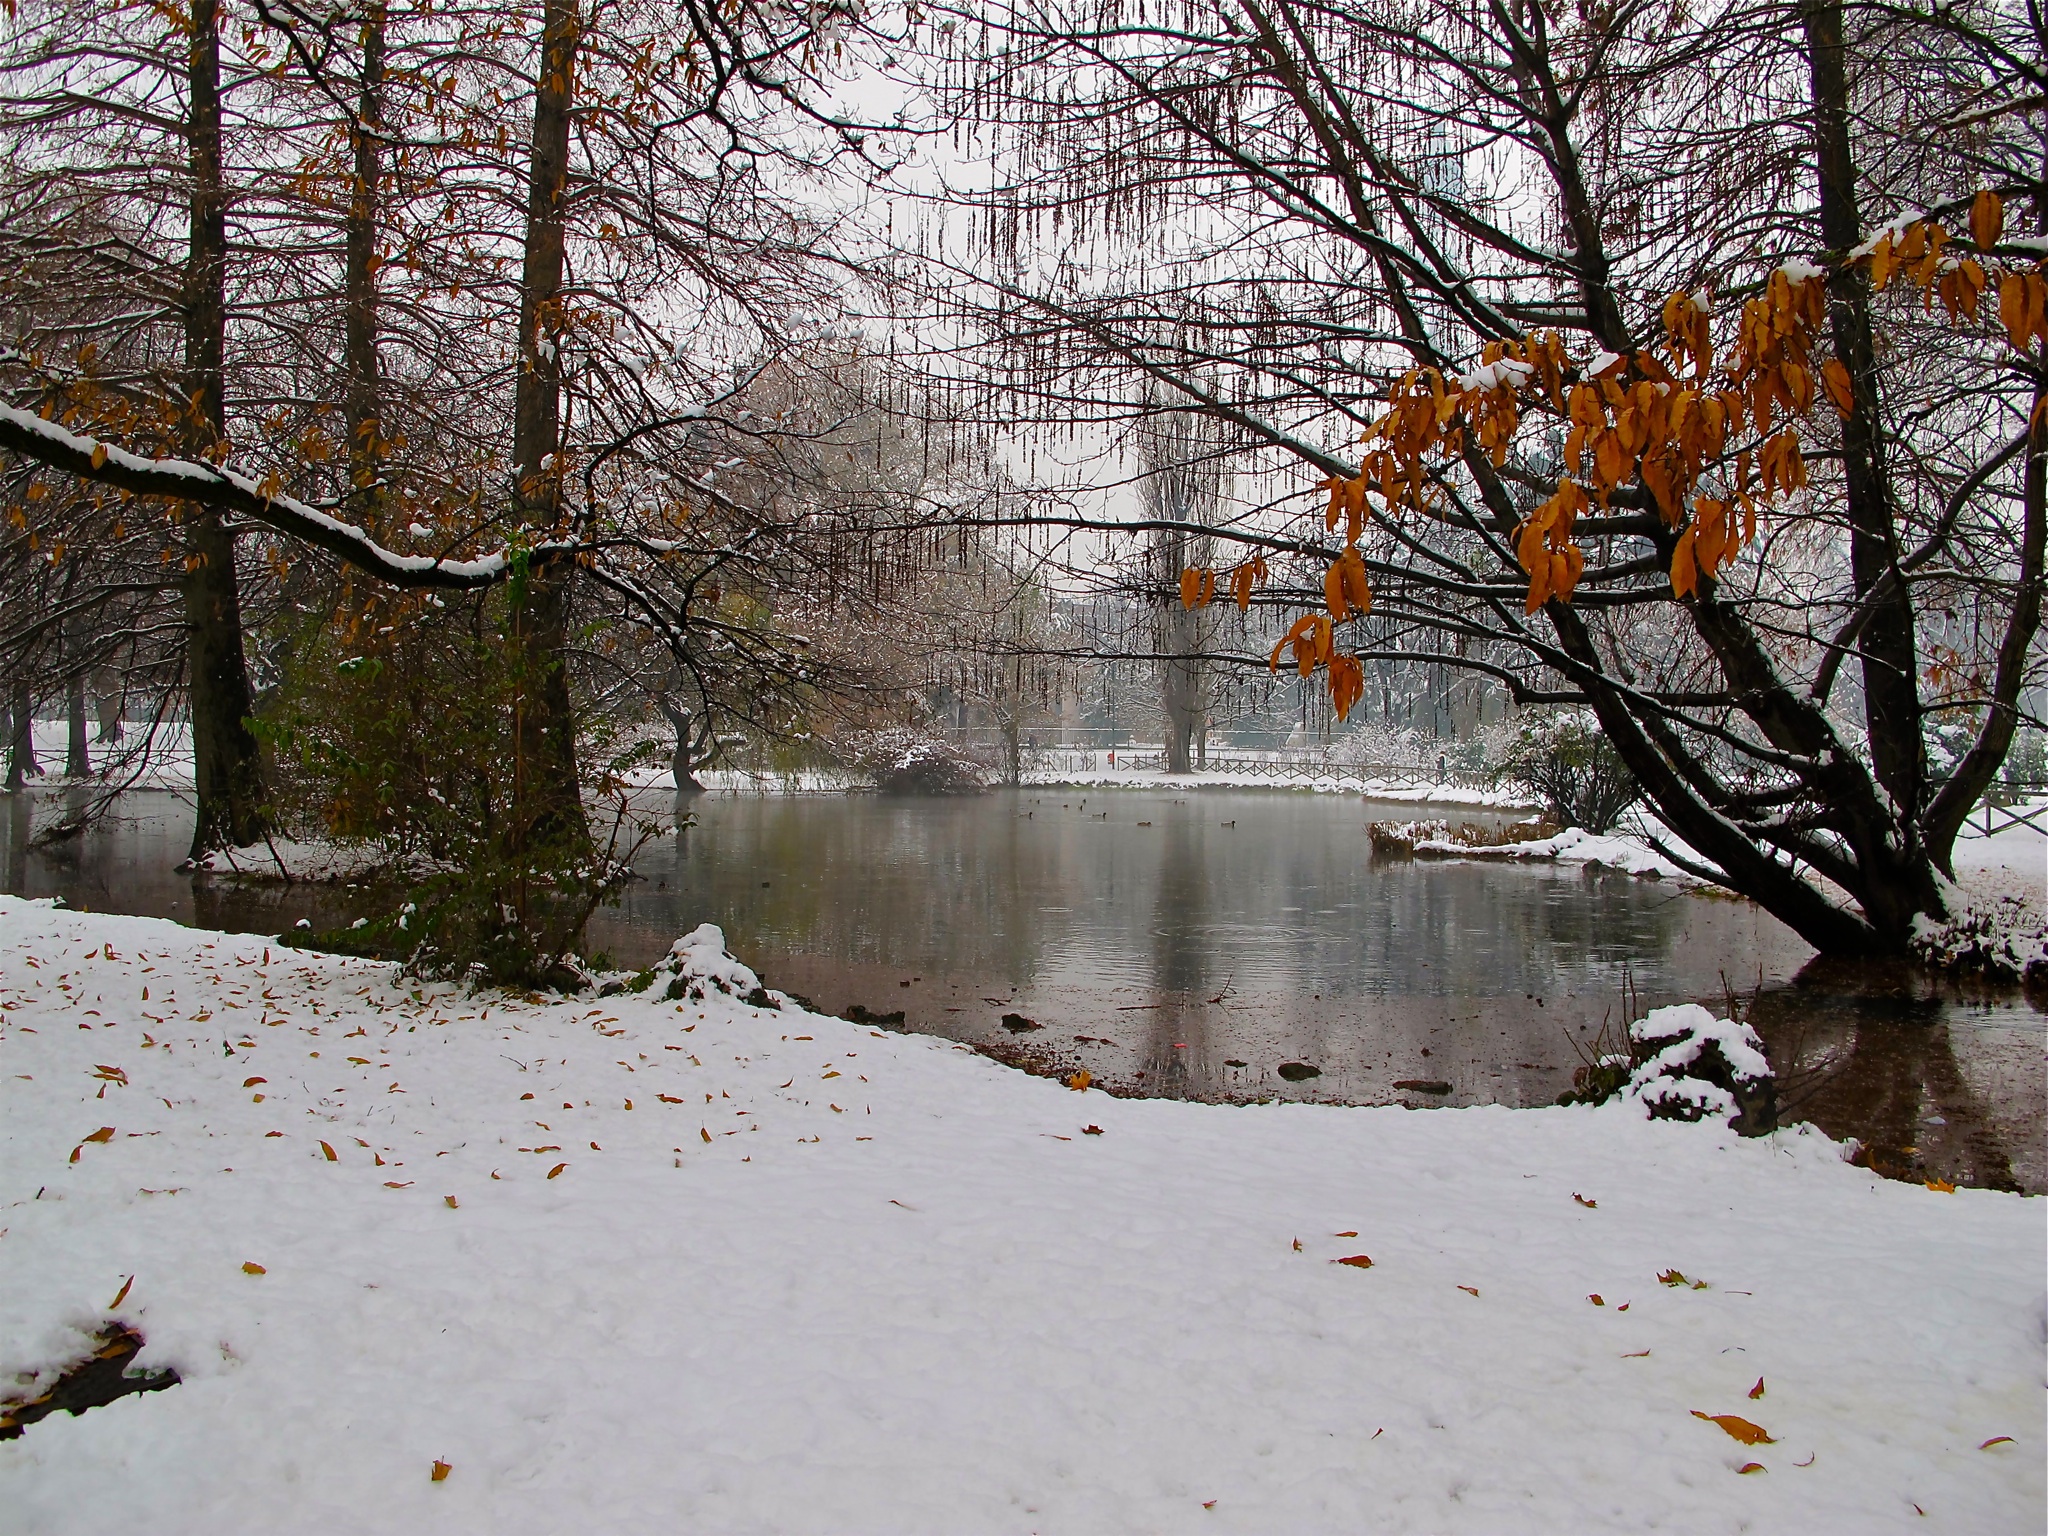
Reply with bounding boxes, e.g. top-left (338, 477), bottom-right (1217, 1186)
top-left (344, 4), bottom-right (386, 526)
top-left (180, 0), bottom-right (266, 858)
top-left (94, 671), bottom-right (123, 743)
top-left (6, 681), bottom-right (36, 788)
top-left (1801, 0), bottom-right (1927, 830)
top-left (66, 671), bottom-right (89, 777)
top-left (508, 0), bottom-right (586, 850)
